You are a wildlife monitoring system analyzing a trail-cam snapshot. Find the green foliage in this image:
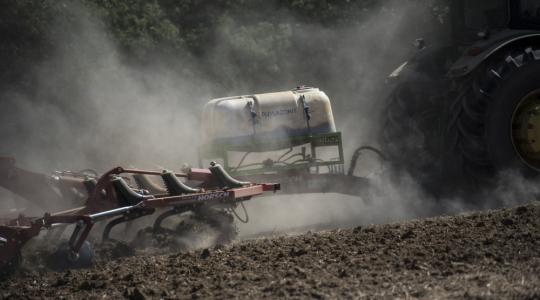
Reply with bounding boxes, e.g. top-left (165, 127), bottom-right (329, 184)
top-left (0, 0), bottom-right (65, 89)
top-left (85, 0), bottom-right (182, 58)
top-left (0, 0), bottom-right (449, 92)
